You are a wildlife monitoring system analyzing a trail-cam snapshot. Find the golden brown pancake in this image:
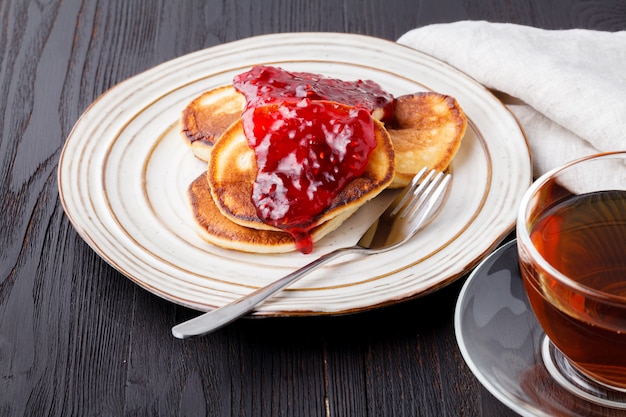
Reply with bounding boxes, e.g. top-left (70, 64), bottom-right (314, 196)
top-left (207, 115), bottom-right (395, 232)
top-left (386, 92), bottom-right (466, 188)
top-left (180, 85), bottom-right (244, 161)
top-left (187, 172), bottom-right (359, 253)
